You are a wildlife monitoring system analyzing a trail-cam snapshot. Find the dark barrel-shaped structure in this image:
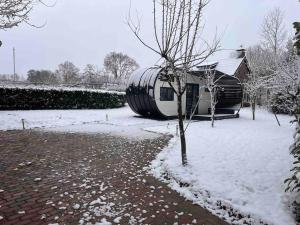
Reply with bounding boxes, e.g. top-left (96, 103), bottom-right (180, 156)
top-left (126, 67), bottom-right (243, 119)
top-left (215, 73), bottom-right (243, 109)
top-left (126, 68), bottom-right (165, 118)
